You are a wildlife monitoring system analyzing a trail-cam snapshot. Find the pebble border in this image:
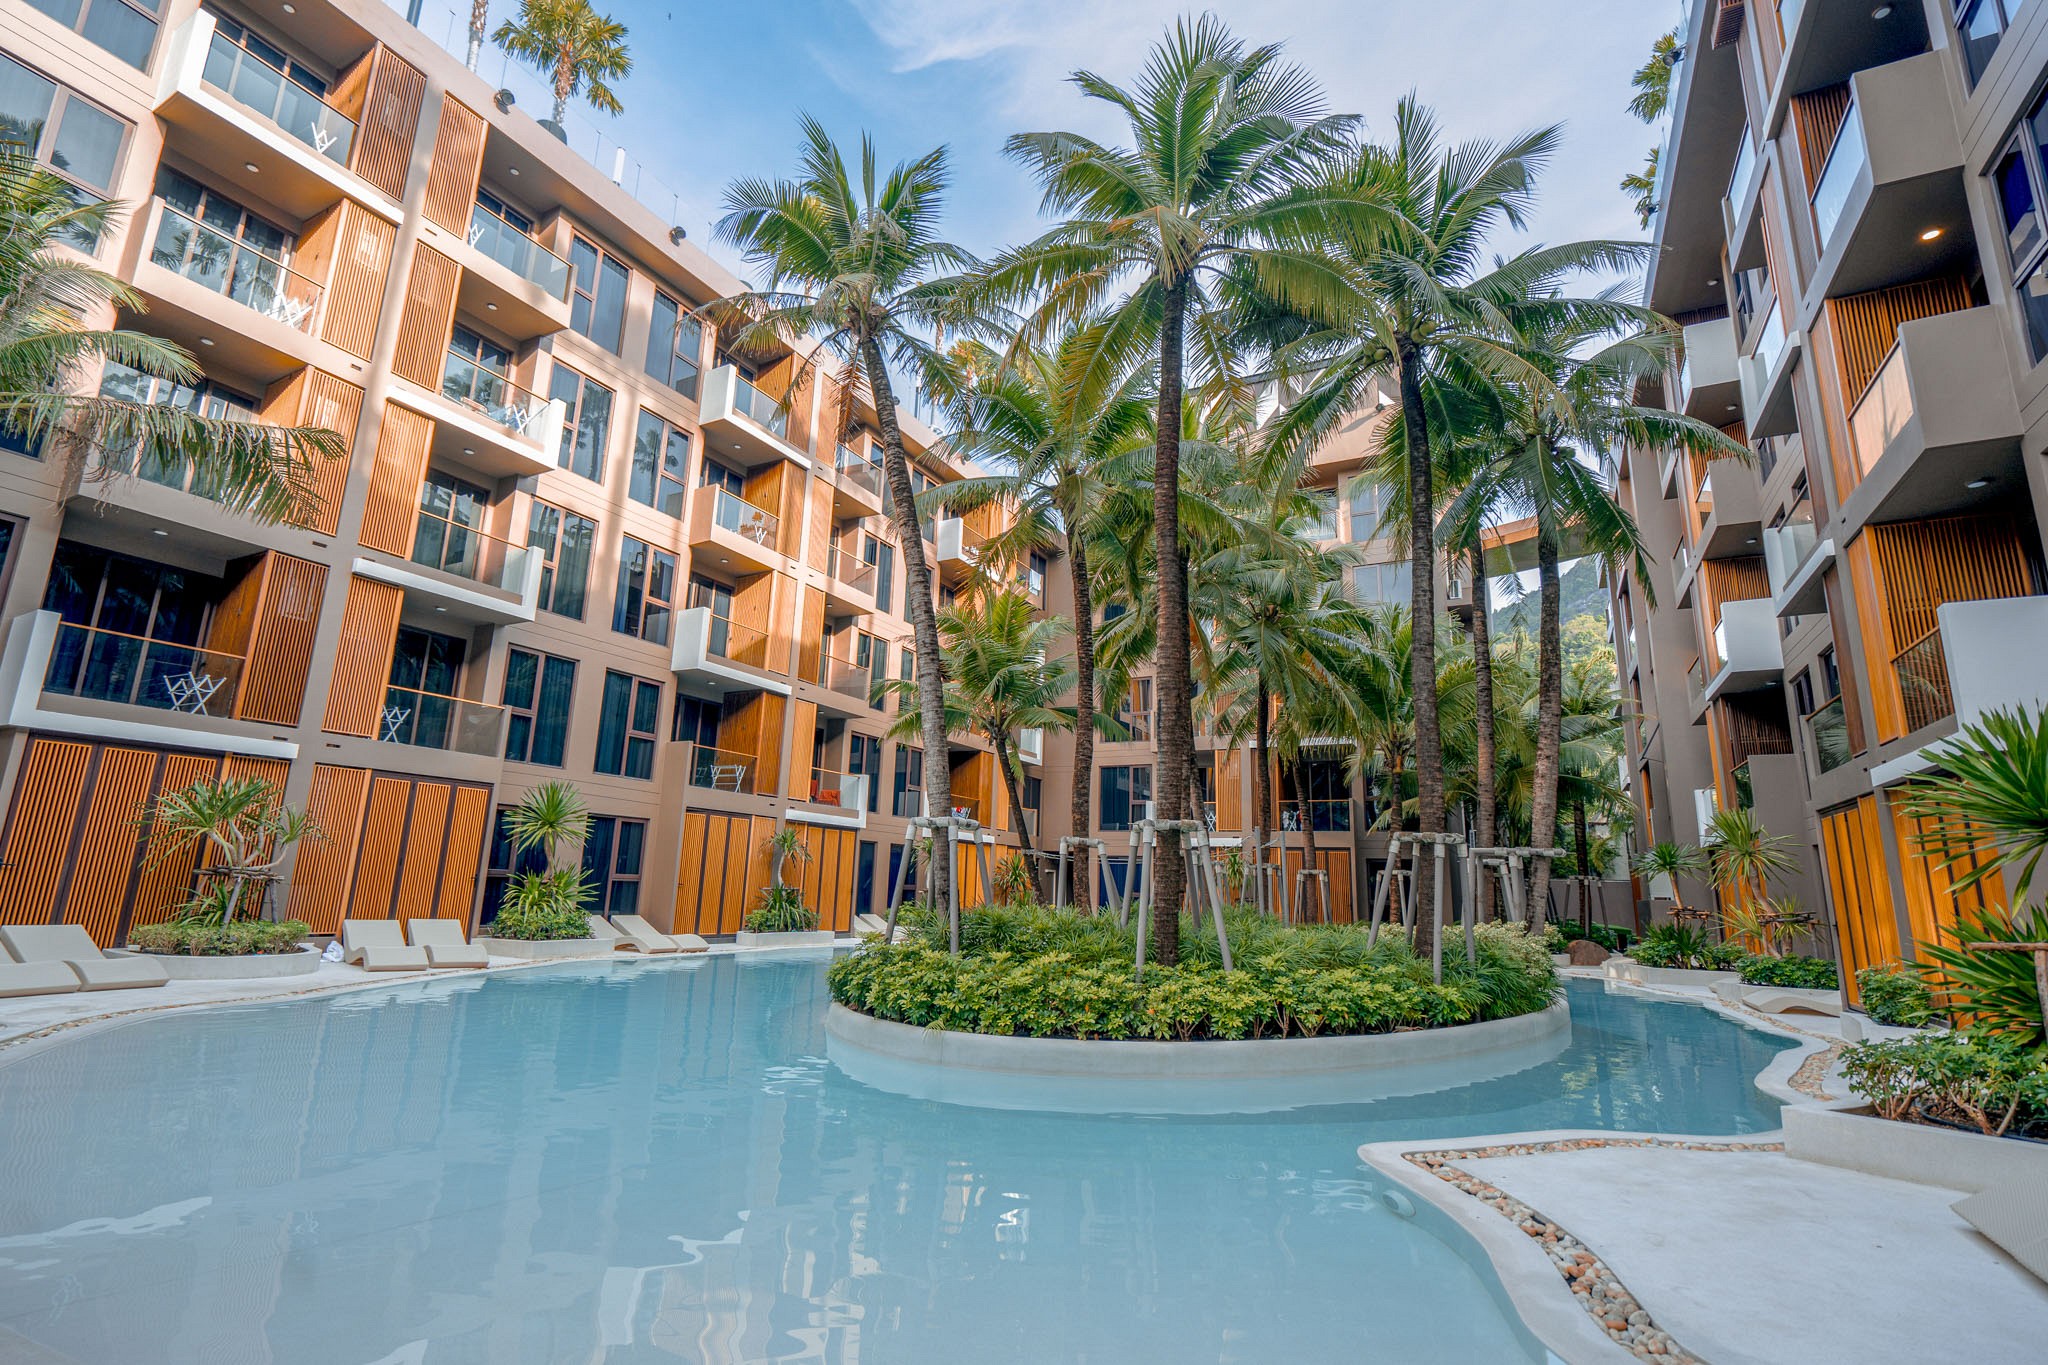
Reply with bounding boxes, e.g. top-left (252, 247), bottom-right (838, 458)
top-left (1405, 1137), bottom-right (1783, 1362)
